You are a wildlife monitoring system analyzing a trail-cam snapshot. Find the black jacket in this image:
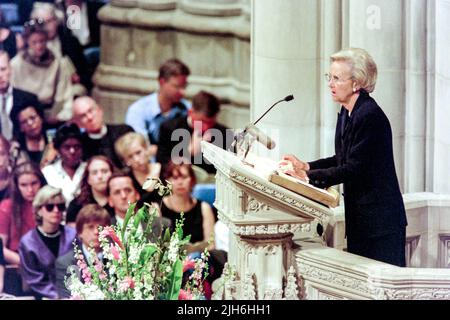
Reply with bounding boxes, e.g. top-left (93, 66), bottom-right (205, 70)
top-left (307, 91), bottom-right (407, 240)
